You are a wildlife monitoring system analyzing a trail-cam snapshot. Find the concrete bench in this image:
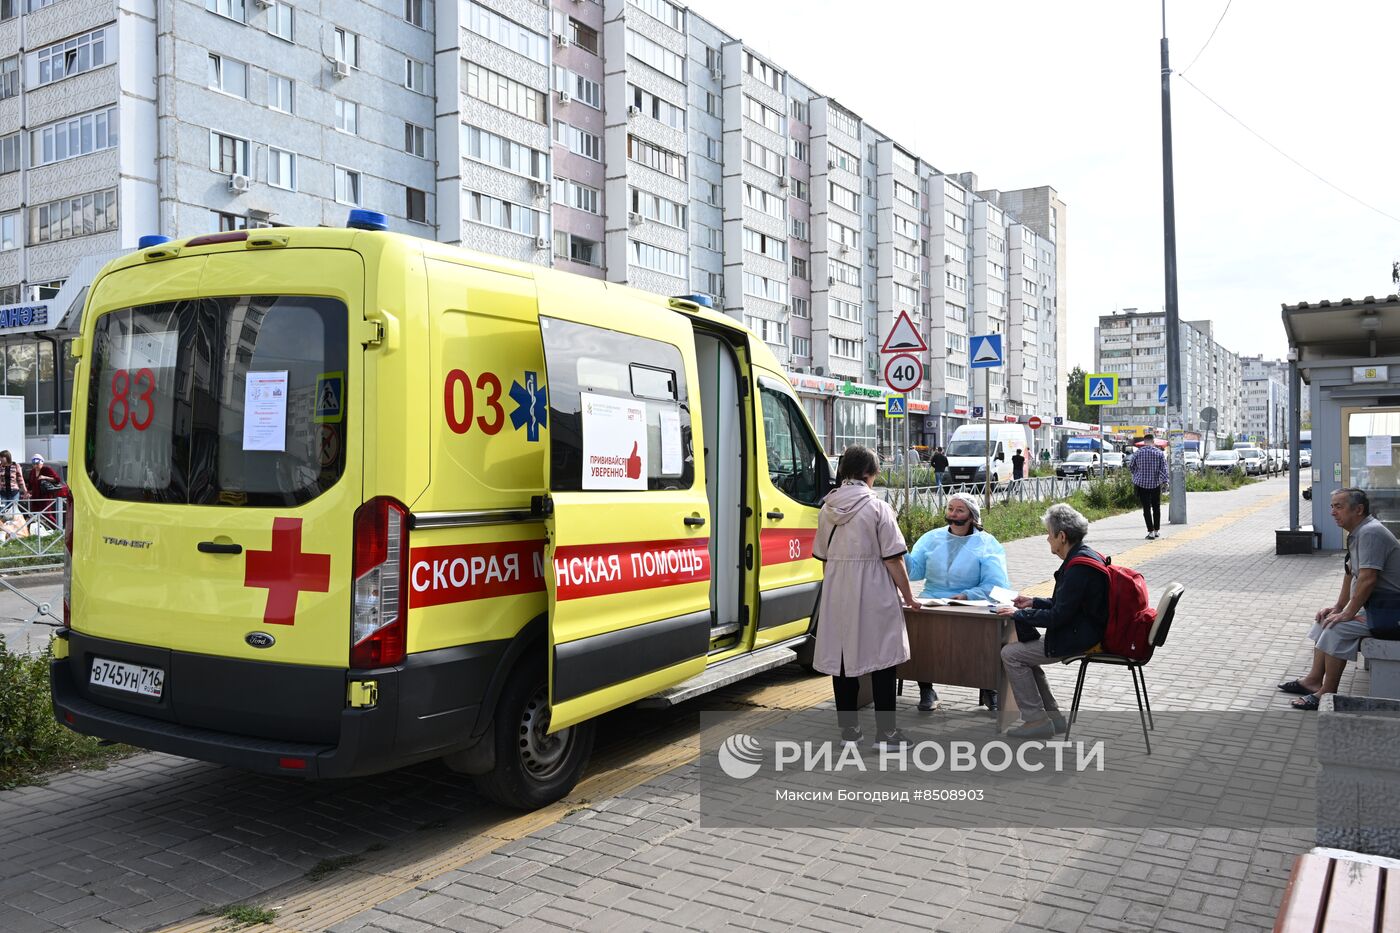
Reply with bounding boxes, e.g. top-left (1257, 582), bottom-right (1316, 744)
top-left (1274, 850), bottom-right (1400, 932)
top-left (1359, 637), bottom-right (1400, 699)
